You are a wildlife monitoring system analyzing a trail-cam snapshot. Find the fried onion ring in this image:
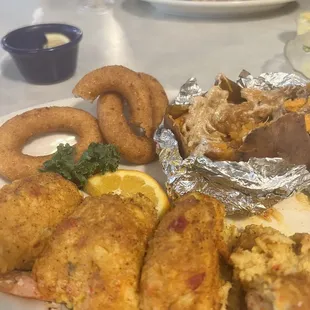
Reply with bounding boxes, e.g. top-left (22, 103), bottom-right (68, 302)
top-left (72, 65), bottom-right (154, 138)
top-left (138, 72), bottom-right (168, 129)
top-left (96, 72), bottom-right (168, 164)
top-left (97, 93), bottom-right (156, 164)
top-left (0, 107), bottom-right (102, 181)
